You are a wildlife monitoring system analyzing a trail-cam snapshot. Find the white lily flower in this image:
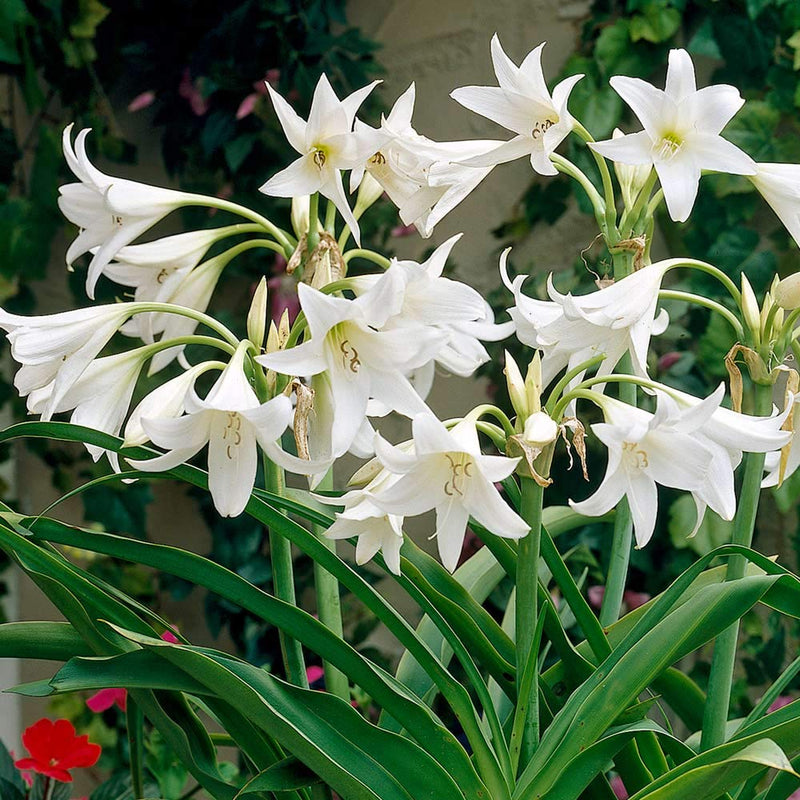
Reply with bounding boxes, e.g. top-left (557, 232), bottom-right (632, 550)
top-left (450, 35), bottom-right (583, 176)
top-left (589, 48), bottom-right (755, 222)
top-left (142, 249), bottom-right (237, 374)
top-left (749, 163), bottom-right (800, 248)
top-left (26, 346), bottom-right (152, 468)
top-left (570, 391), bottom-right (714, 547)
top-left (763, 393), bottom-right (800, 488)
top-left (0, 303), bottom-right (136, 419)
top-left (124, 361), bottom-right (223, 447)
top-left (371, 414), bottom-right (528, 572)
top-left (260, 74), bottom-right (385, 245)
top-left (128, 344), bottom-right (325, 517)
top-left (502, 250), bottom-right (670, 387)
top-left (104, 228), bottom-right (228, 306)
top-left (59, 125), bottom-right (194, 298)
top-left (570, 387), bottom-right (787, 547)
top-left (350, 236), bottom-right (512, 378)
top-left (319, 469), bottom-right (405, 575)
top-left (349, 85), bottom-right (500, 237)
top-left (256, 271), bottom-right (441, 461)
